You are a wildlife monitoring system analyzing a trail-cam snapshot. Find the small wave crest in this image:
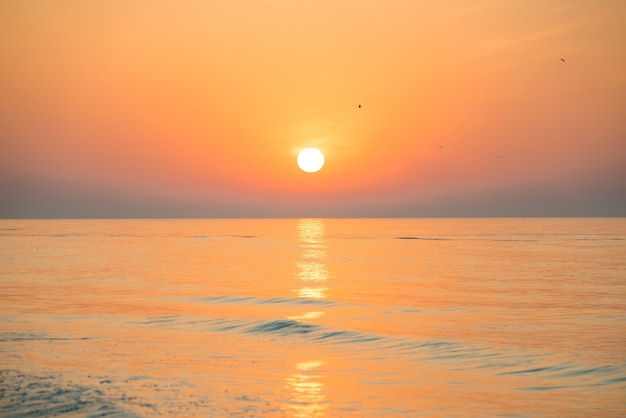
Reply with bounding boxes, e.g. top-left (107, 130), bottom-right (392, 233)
top-left (242, 319), bottom-right (385, 344)
top-left (137, 314), bottom-right (626, 391)
top-left (246, 319), bottom-right (317, 335)
top-left (0, 333), bottom-right (92, 343)
top-left (394, 236), bottom-right (539, 242)
top-left (197, 294), bottom-right (338, 307)
top-left (394, 236), bottom-right (449, 241)
top-left (502, 363), bottom-right (626, 387)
